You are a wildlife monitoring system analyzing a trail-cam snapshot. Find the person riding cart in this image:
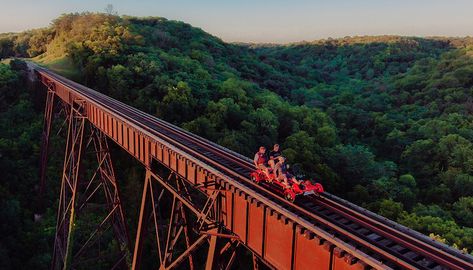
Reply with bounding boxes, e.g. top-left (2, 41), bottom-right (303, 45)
top-left (274, 156), bottom-right (290, 188)
top-left (268, 144), bottom-right (282, 172)
top-left (253, 146), bottom-right (271, 180)
top-left (250, 146), bottom-right (324, 202)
